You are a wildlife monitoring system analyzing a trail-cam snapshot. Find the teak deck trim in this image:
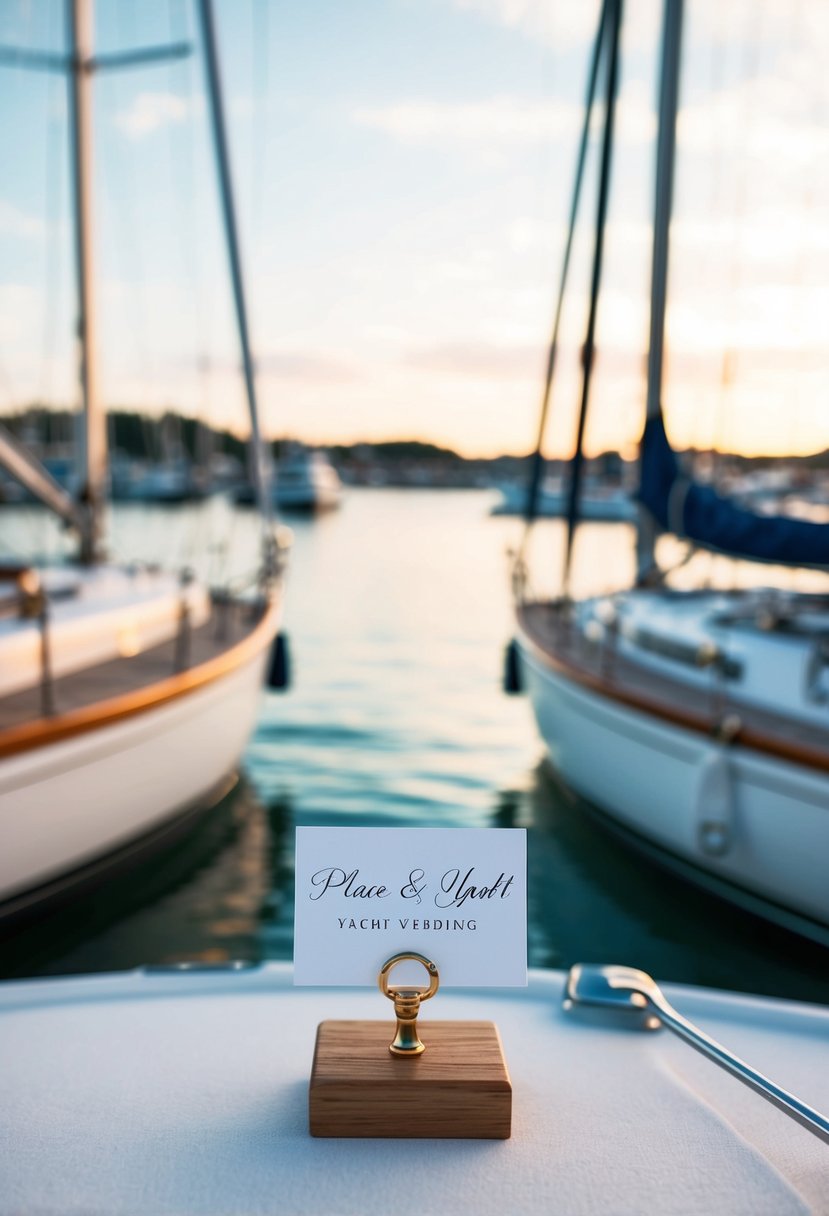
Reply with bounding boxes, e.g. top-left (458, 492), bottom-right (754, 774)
top-left (0, 597), bottom-right (279, 761)
top-left (517, 602), bottom-right (829, 777)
